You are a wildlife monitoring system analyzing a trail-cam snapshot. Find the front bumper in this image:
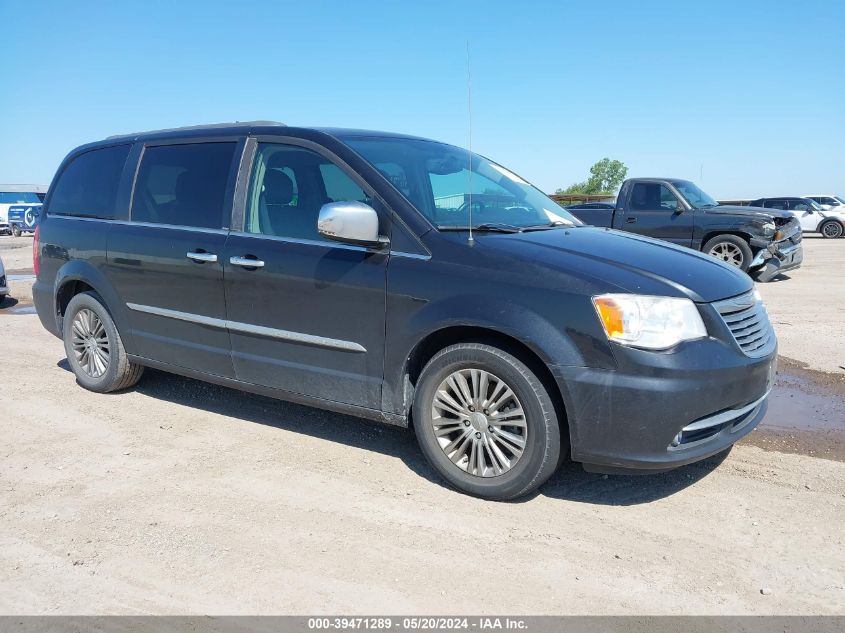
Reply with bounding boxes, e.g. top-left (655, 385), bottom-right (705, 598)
top-left (750, 228), bottom-right (803, 273)
top-left (551, 335), bottom-right (776, 473)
